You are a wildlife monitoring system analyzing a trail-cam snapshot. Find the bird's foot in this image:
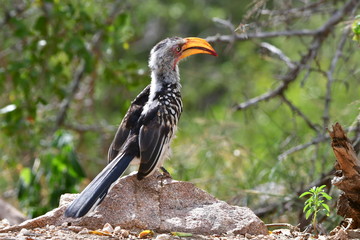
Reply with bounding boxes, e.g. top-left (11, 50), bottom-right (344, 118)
top-left (157, 167), bottom-right (172, 186)
top-left (160, 167), bottom-right (172, 178)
